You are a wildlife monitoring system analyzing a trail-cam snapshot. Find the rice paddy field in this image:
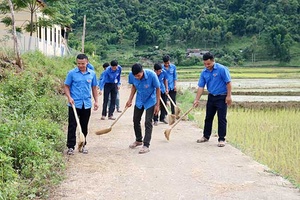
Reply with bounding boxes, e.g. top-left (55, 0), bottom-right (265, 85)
top-left (176, 67), bottom-right (300, 80)
top-left (176, 68), bottom-right (300, 188)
